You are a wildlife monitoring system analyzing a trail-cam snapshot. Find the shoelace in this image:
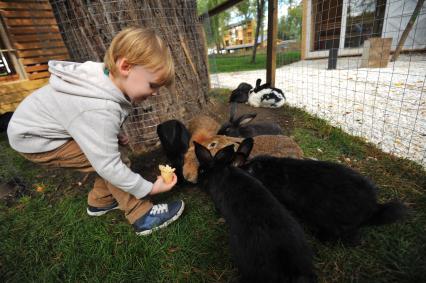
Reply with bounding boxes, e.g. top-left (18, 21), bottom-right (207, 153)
top-left (150, 204), bottom-right (168, 215)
